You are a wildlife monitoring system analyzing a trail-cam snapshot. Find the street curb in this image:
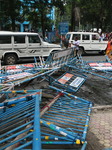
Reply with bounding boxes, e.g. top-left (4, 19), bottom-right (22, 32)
top-left (92, 105), bottom-right (112, 112)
